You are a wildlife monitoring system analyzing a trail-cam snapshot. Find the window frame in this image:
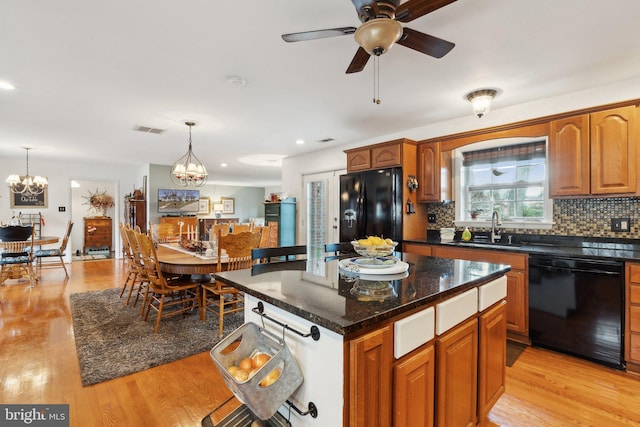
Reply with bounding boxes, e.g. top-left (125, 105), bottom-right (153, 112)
top-left (453, 137), bottom-right (554, 230)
